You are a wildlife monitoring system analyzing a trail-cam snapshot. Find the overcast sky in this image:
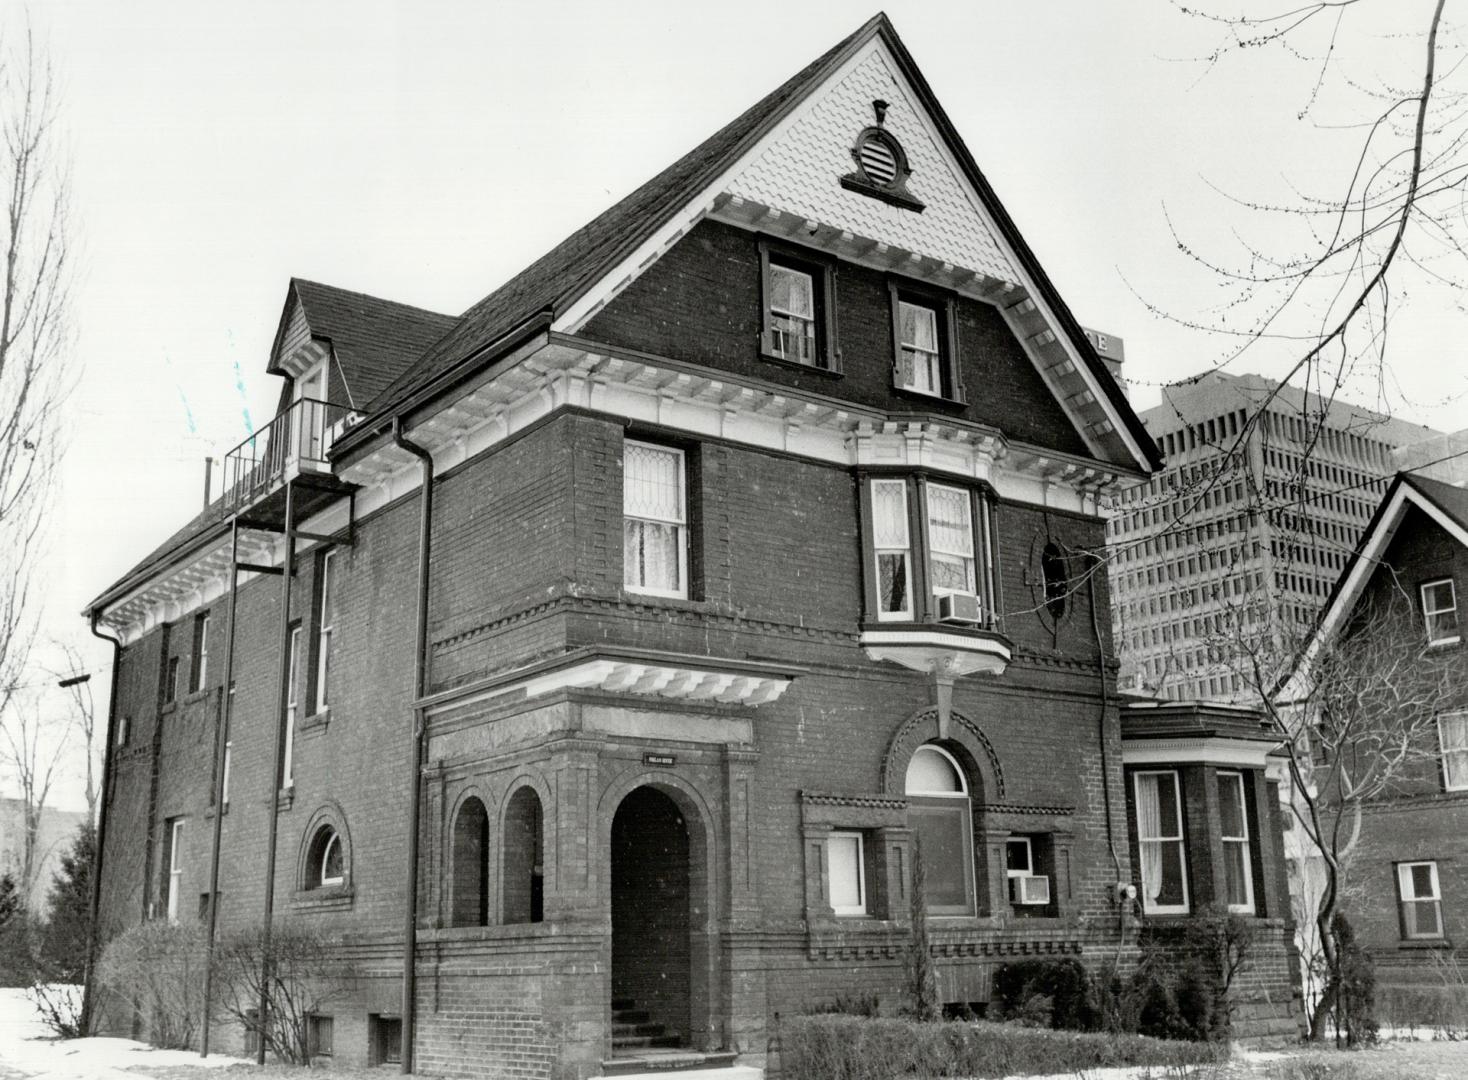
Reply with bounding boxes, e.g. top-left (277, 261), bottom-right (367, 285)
top-left (9, 0), bottom-right (1462, 808)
